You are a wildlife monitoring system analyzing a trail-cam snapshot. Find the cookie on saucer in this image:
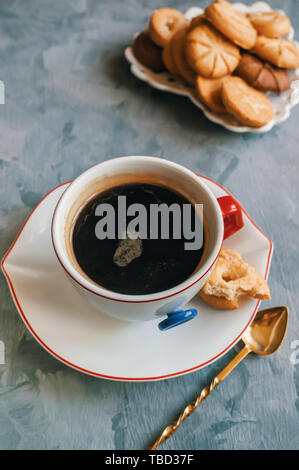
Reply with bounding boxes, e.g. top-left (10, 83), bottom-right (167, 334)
top-left (199, 247), bottom-right (271, 309)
